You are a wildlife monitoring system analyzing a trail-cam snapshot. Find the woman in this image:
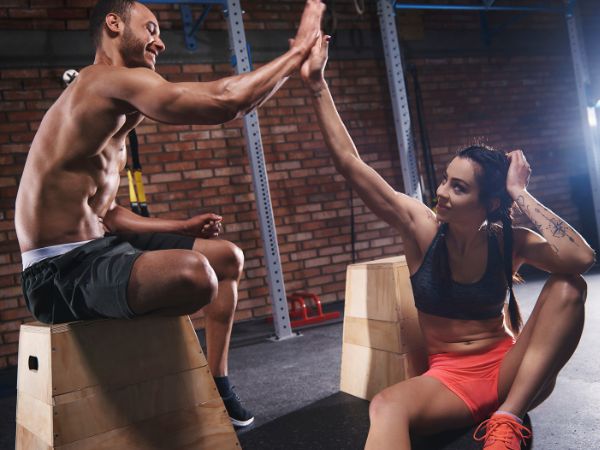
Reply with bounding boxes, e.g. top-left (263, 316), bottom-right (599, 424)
top-left (300, 36), bottom-right (595, 449)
